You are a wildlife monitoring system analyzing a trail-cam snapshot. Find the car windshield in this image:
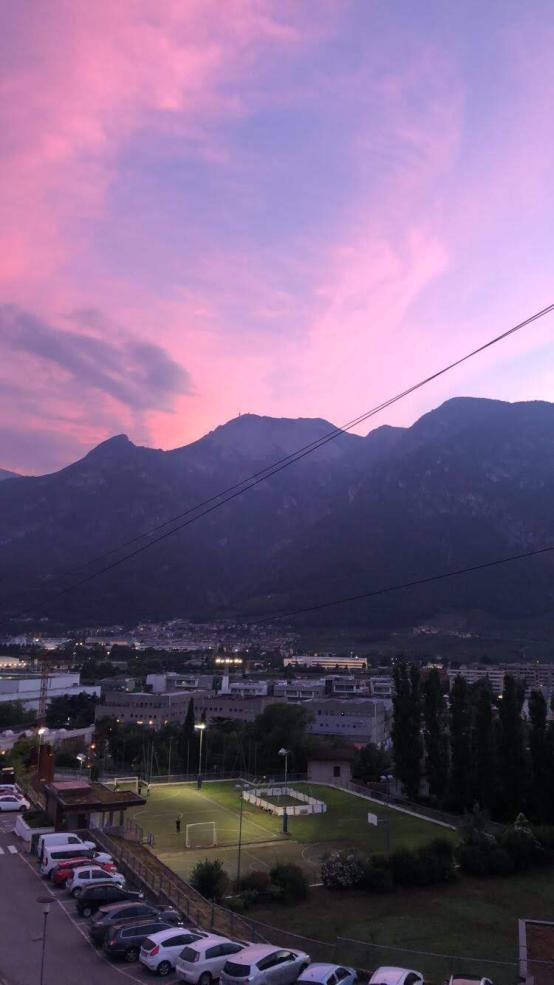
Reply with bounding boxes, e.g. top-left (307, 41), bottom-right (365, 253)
top-left (224, 962), bottom-right (251, 977)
